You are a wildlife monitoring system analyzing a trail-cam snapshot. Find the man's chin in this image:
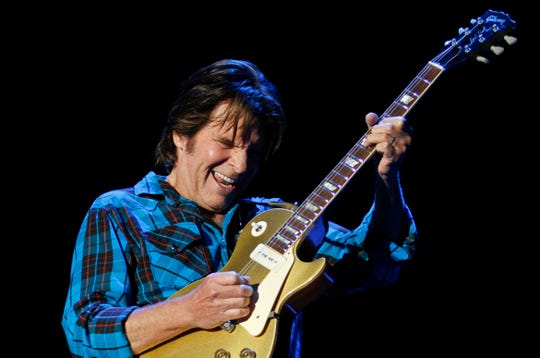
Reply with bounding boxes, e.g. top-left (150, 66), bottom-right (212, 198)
top-left (204, 197), bottom-right (233, 213)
